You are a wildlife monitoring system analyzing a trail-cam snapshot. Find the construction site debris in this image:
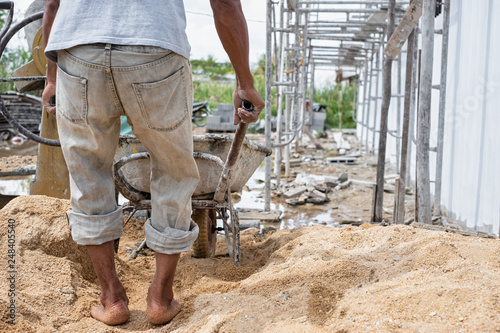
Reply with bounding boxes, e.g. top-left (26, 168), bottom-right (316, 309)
top-left (326, 156), bottom-right (358, 164)
top-left (333, 132), bottom-right (351, 151)
top-left (335, 180), bottom-right (351, 190)
top-left (338, 172), bottom-right (349, 183)
top-left (411, 222), bottom-right (496, 239)
top-left (283, 186), bottom-right (308, 199)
